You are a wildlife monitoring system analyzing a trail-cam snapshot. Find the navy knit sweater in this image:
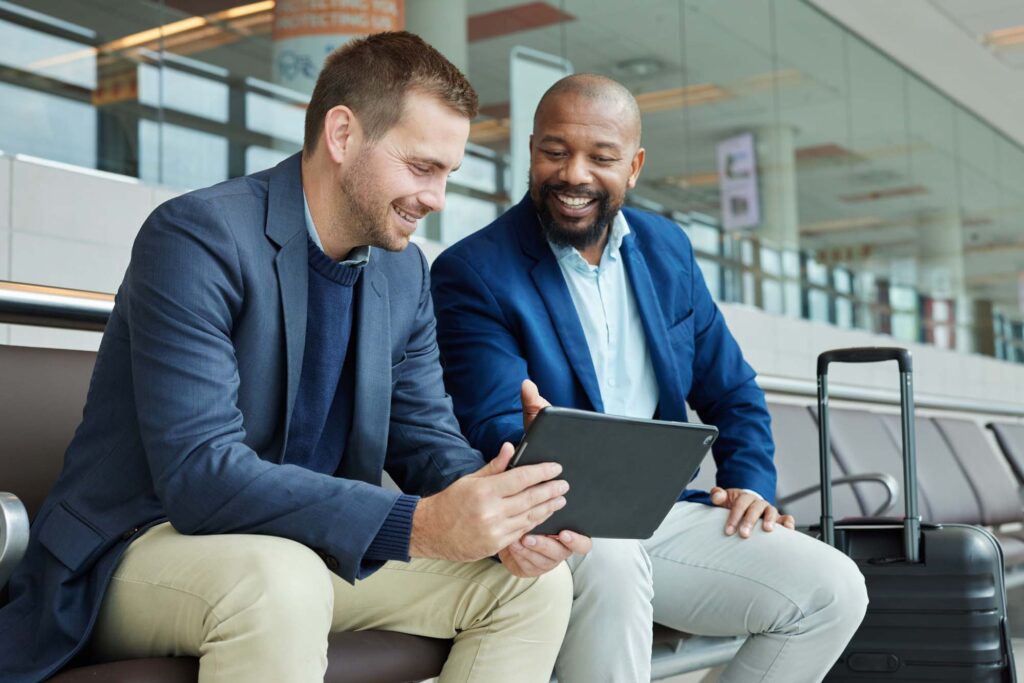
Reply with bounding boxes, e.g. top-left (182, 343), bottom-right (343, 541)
top-left (284, 235), bottom-right (418, 562)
